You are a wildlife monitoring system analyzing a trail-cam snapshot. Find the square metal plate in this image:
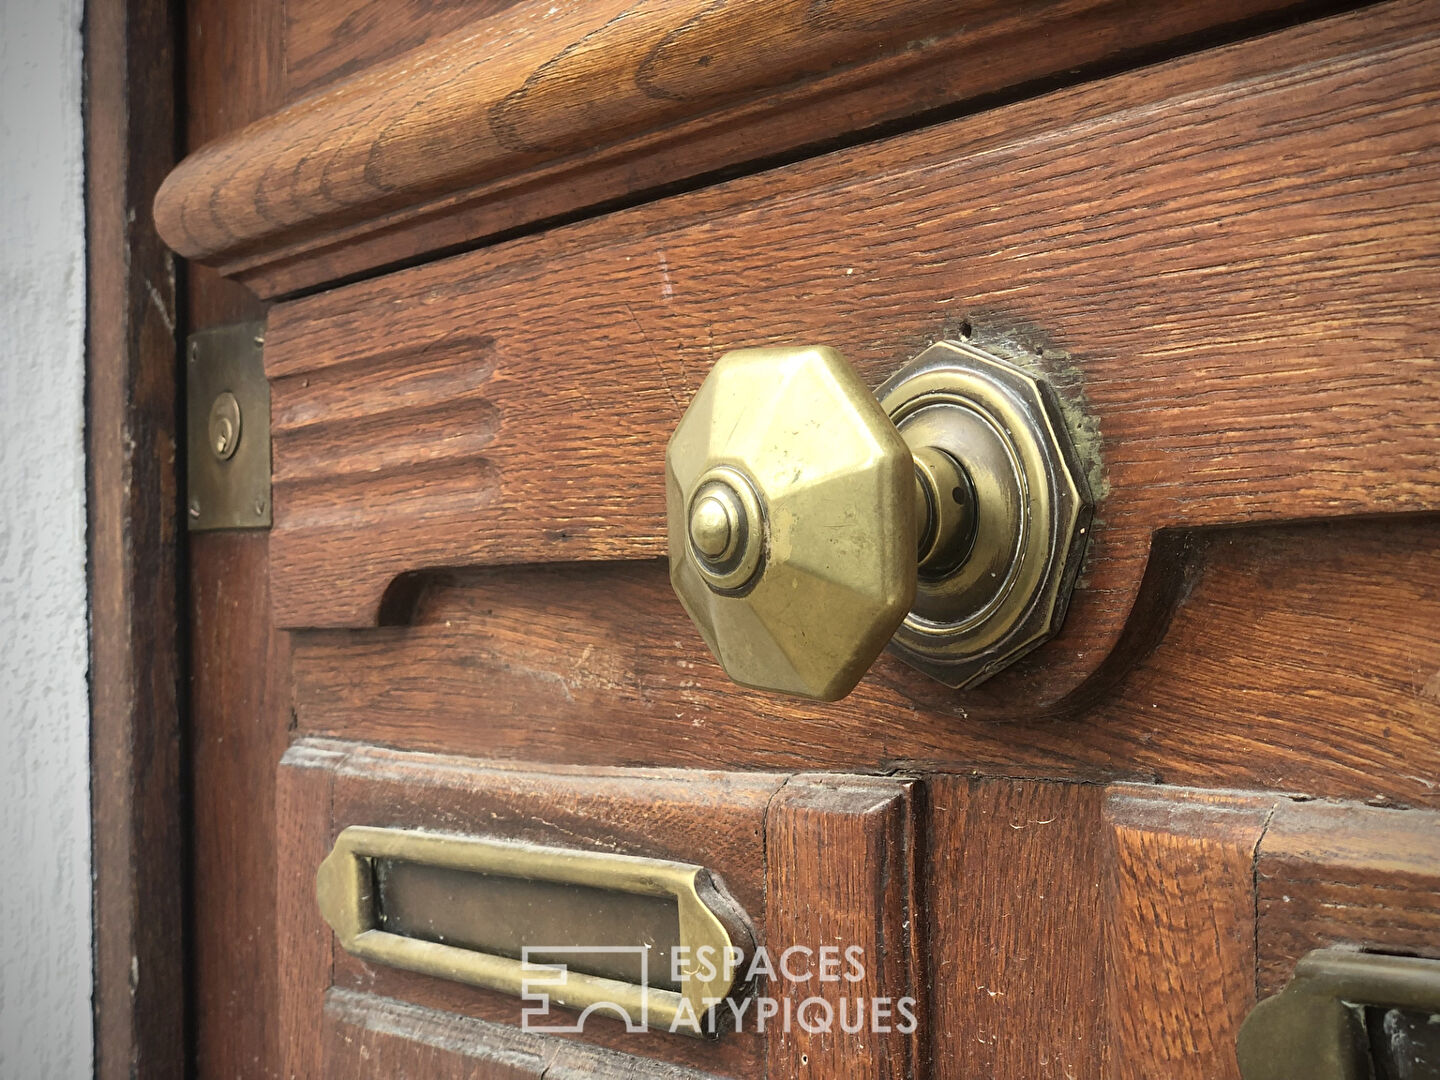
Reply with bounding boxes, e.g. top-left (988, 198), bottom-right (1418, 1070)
top-left (186, 321), bottom-right (270, 531)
